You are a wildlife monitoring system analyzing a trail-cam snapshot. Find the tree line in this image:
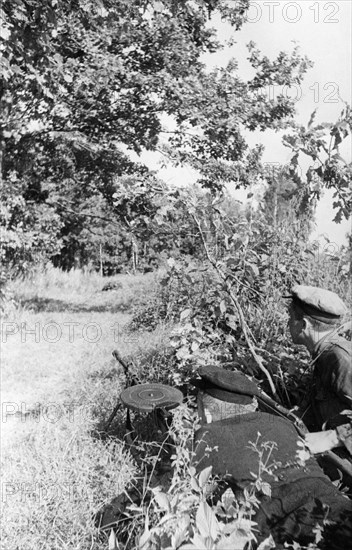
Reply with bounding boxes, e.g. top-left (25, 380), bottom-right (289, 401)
top-left (1, 0), bottom-right (351, 279)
